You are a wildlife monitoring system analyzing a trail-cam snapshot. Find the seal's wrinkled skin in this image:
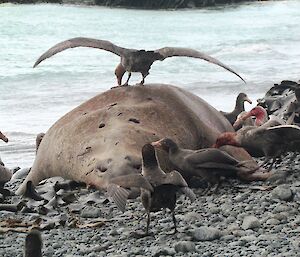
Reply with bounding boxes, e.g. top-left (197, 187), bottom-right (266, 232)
top-left (17, 84), bottom-right (263, 195)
